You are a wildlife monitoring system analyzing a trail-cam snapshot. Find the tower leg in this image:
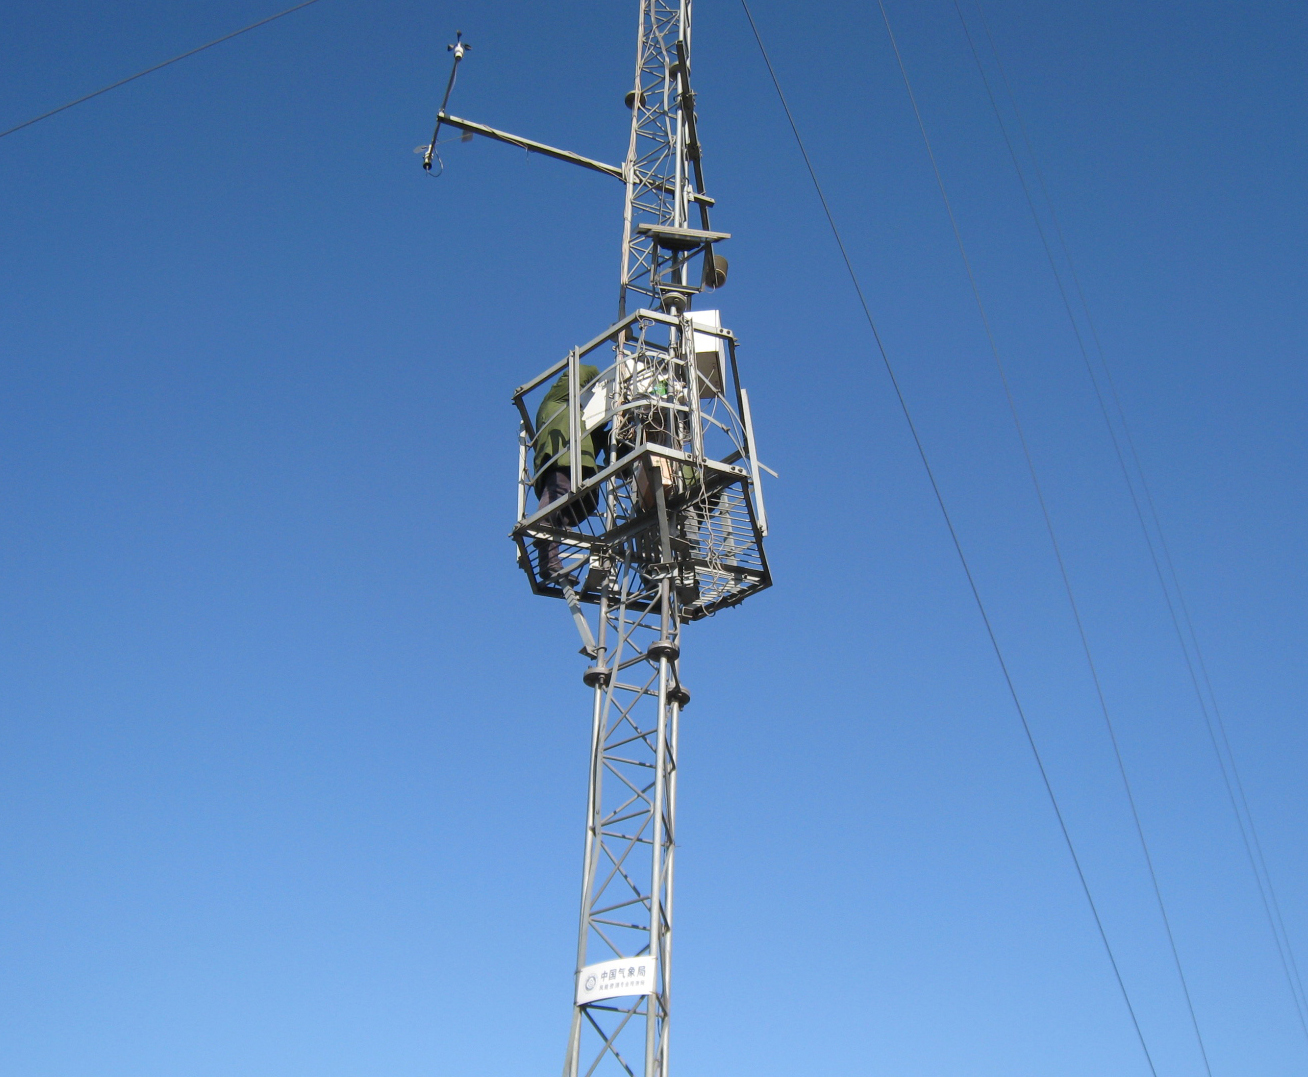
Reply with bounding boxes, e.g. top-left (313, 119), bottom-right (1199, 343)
top-left (563, 550), bottom-right (683, 1077)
